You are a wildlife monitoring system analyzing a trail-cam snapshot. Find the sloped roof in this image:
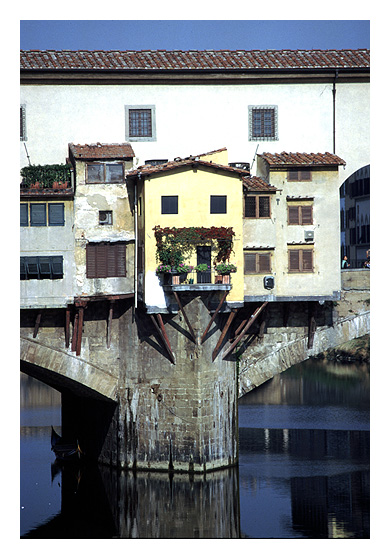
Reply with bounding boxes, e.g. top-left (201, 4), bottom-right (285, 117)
top-left (20, 49), bottom-right (370, 72)
top-left (260, 152), bottom-right (346, 166)
top-left (69, 143), bottom-right (135, 160)
top-left (243, 176), bottom-right (277, 192)
top-left (127, 158), bottom-right (250, 178)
